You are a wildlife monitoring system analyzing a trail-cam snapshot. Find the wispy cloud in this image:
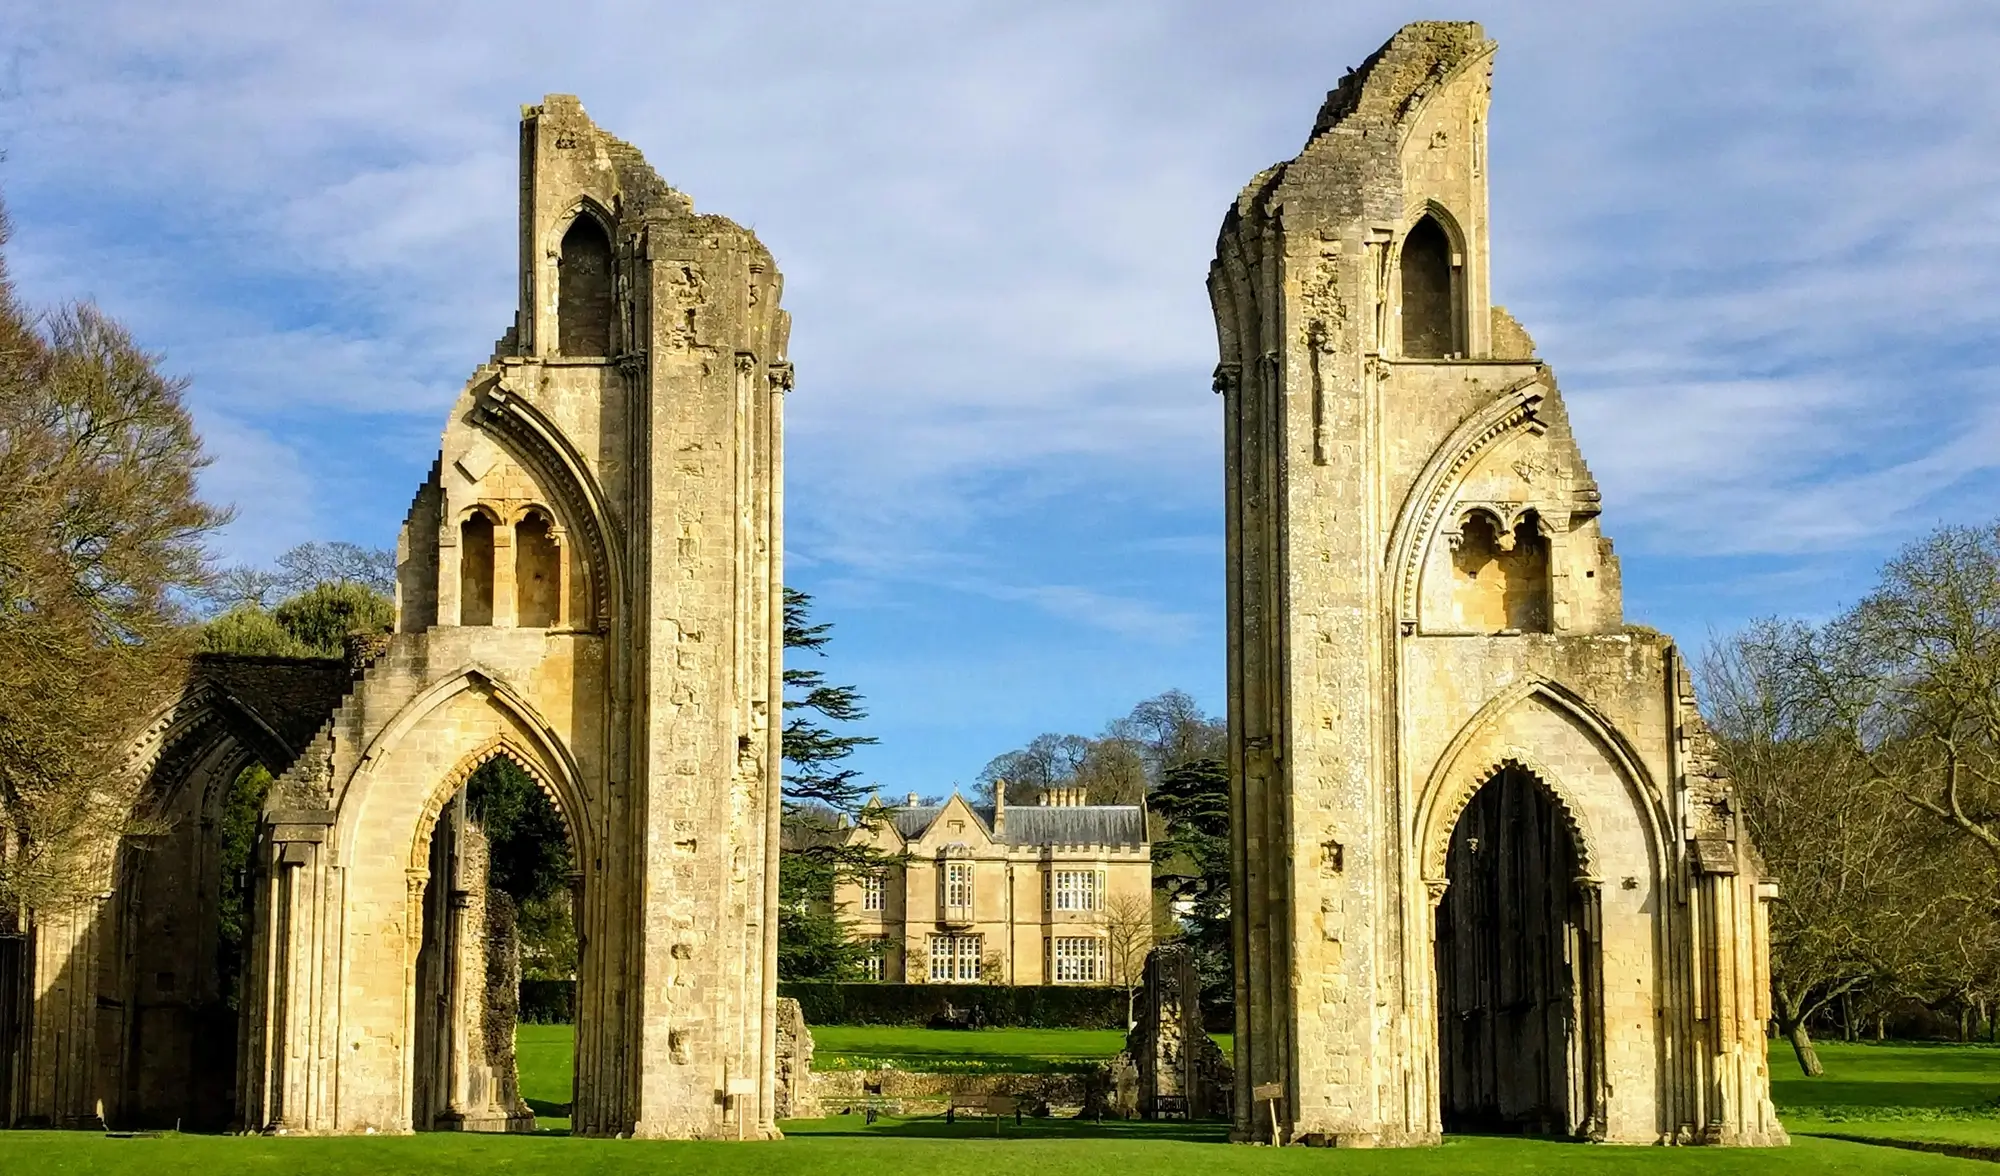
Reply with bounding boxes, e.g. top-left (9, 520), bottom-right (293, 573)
top-left (5, 1), bottom-right (1998, 785)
